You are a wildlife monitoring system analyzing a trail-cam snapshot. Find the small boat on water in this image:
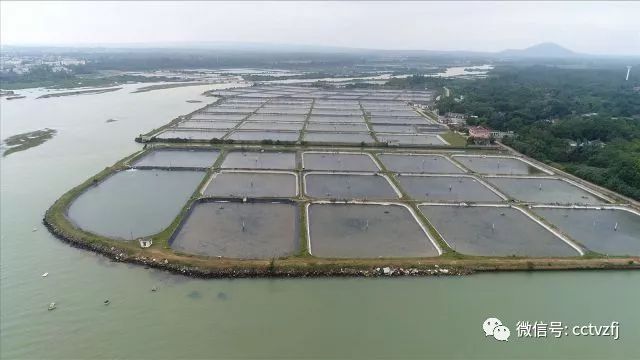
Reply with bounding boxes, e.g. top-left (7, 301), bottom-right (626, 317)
top-left (42, 272), bottom-right (49, 277)
top-left (48, 302), bottom-right (56, 311)
top-left (104, 299), bottom-right (110, 305)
